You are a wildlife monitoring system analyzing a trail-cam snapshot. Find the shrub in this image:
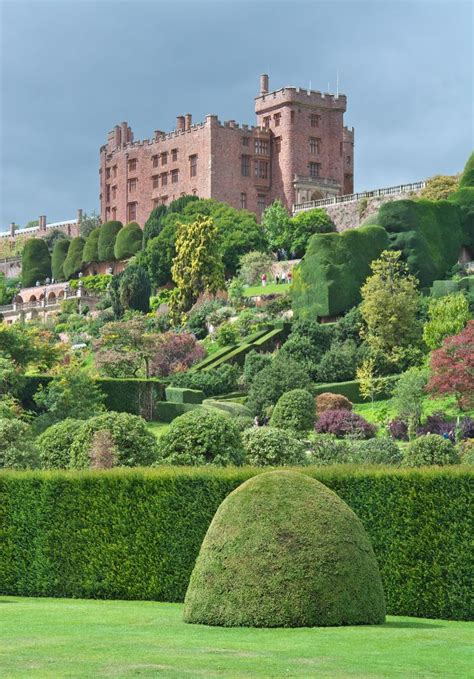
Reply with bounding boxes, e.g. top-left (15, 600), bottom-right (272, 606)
top-left (0, 418), bottom-right (39, 469)
top-left (457, 439), bottom-right (474, 465)
top-left (21, 238), bottom-right (51, 287)
top-left (98, 220), bottom-right (122, 261)
top-left (404, 434), bottom-right (460, 467)
top-left (460, 417), bottom-right (474, 440)
top-left (183, 470), bottom-right (385, 627)
top-left (186, 298), bottom-right (227, 339)
top-left (63, 237), bottom-right (85, 280)
top-left (242, 427), bottom-right (306, 467)
top-left (171, 364), bottom-right (240, 397)
top-left (308, 434), bottom-right (351, 465)
top-left (216, 322), bottom-right (239, 347)
top-left (269, 389), bottom-right (315, 432)
top-left (246, 355), bottom-right (312, 418)
top-left (316, 341), bottom-right (359, 382)
top-left (157, 409), bottom-right (244, 466)
top-left (114, 222), bottom-right (143, 260)
top-left (315, 410), bottom-right (376, 439)
top-left (427, 321), bottom-right (474, 410)
top-left (242, 350), bottom-right (272, 387)
top-left (348, 438), bottom-right (403, 465)
top-left (117, 263), bottom-right (151, 314)
top-left (316, 392), bottom-right (353, 414)
top-left (82, 226), bottom-right (101, 263)
top-left (287, 207), bottom-right (336, 257)
top-left (69, 412), bottom-right (158, 469)
top-left (416, 413), bottom-right (454, 439)
top-left (388, 418), bottom-right (409, 441)
top-left (278, 336), bottom-right (321, 379)
top-left (51, 238), bottom-right (70, 281)
top-left (149, 332), bottom-right (205, 377)
top-left (37, 418), bottom-right (82, 469)
top-left (233, 415), bottom-right (255, 432)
